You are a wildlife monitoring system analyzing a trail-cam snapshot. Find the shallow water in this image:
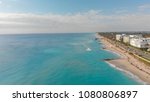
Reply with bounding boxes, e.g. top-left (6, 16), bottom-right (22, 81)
top-left (0, 33), bottom-right (141, 85)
